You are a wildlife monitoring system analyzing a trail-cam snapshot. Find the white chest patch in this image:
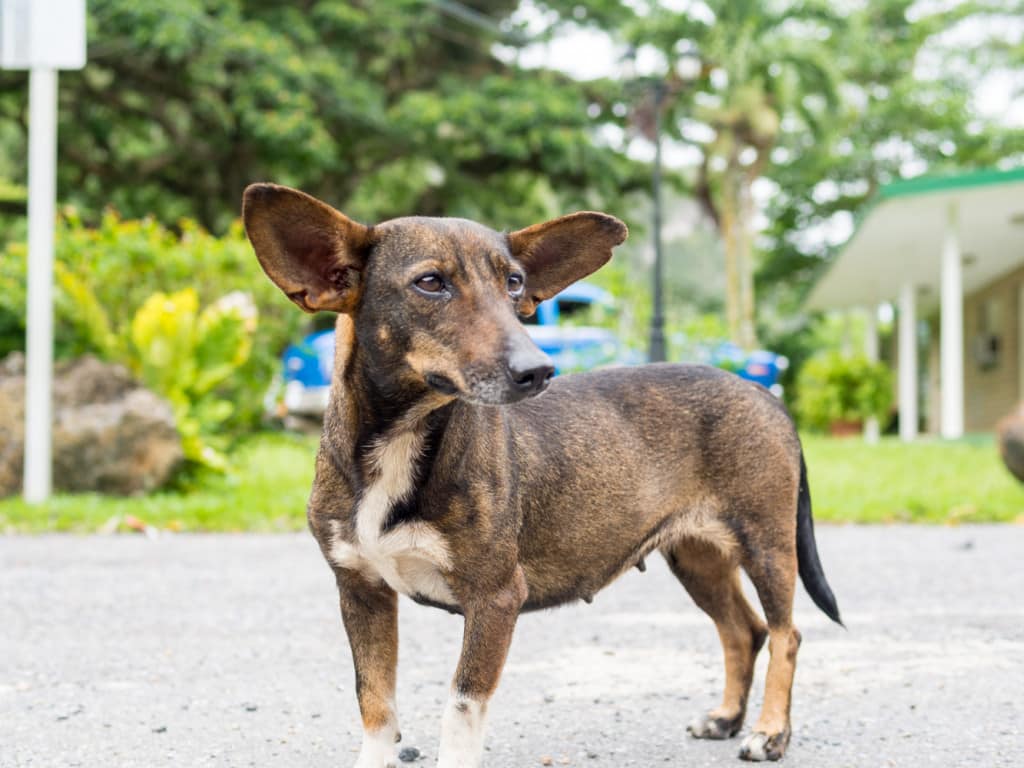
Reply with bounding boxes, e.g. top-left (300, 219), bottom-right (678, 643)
top-left (328, 431), bottom-right (455, 605)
